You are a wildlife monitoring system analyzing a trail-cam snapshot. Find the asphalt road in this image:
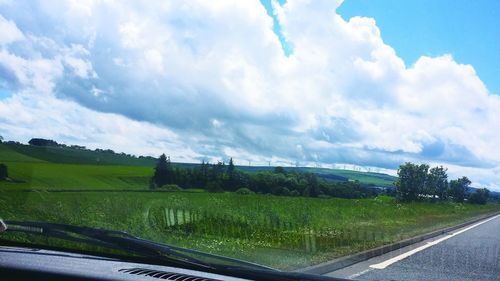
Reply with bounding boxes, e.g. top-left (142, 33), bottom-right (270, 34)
top-left (325, 214), bottom-right (500, 281)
